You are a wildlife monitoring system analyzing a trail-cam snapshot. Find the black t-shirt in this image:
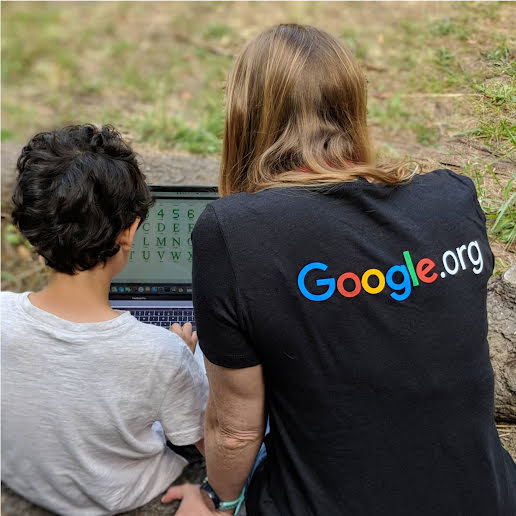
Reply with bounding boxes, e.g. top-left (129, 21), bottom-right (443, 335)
top-left (192, 169), bottom-right (516, 516)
